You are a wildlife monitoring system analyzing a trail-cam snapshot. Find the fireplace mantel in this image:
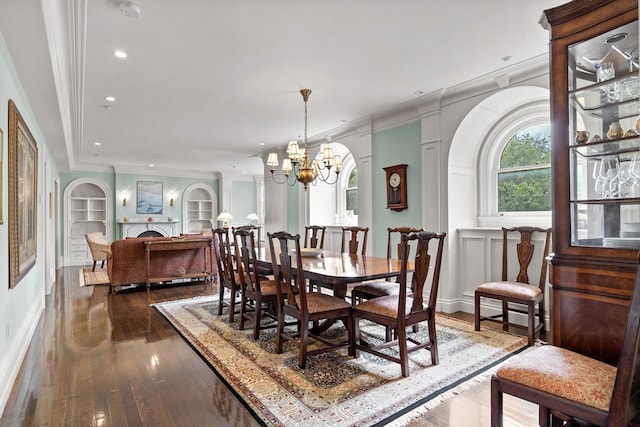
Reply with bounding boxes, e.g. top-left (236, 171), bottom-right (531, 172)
top-left (120, 221), bottom-right (179, 238)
